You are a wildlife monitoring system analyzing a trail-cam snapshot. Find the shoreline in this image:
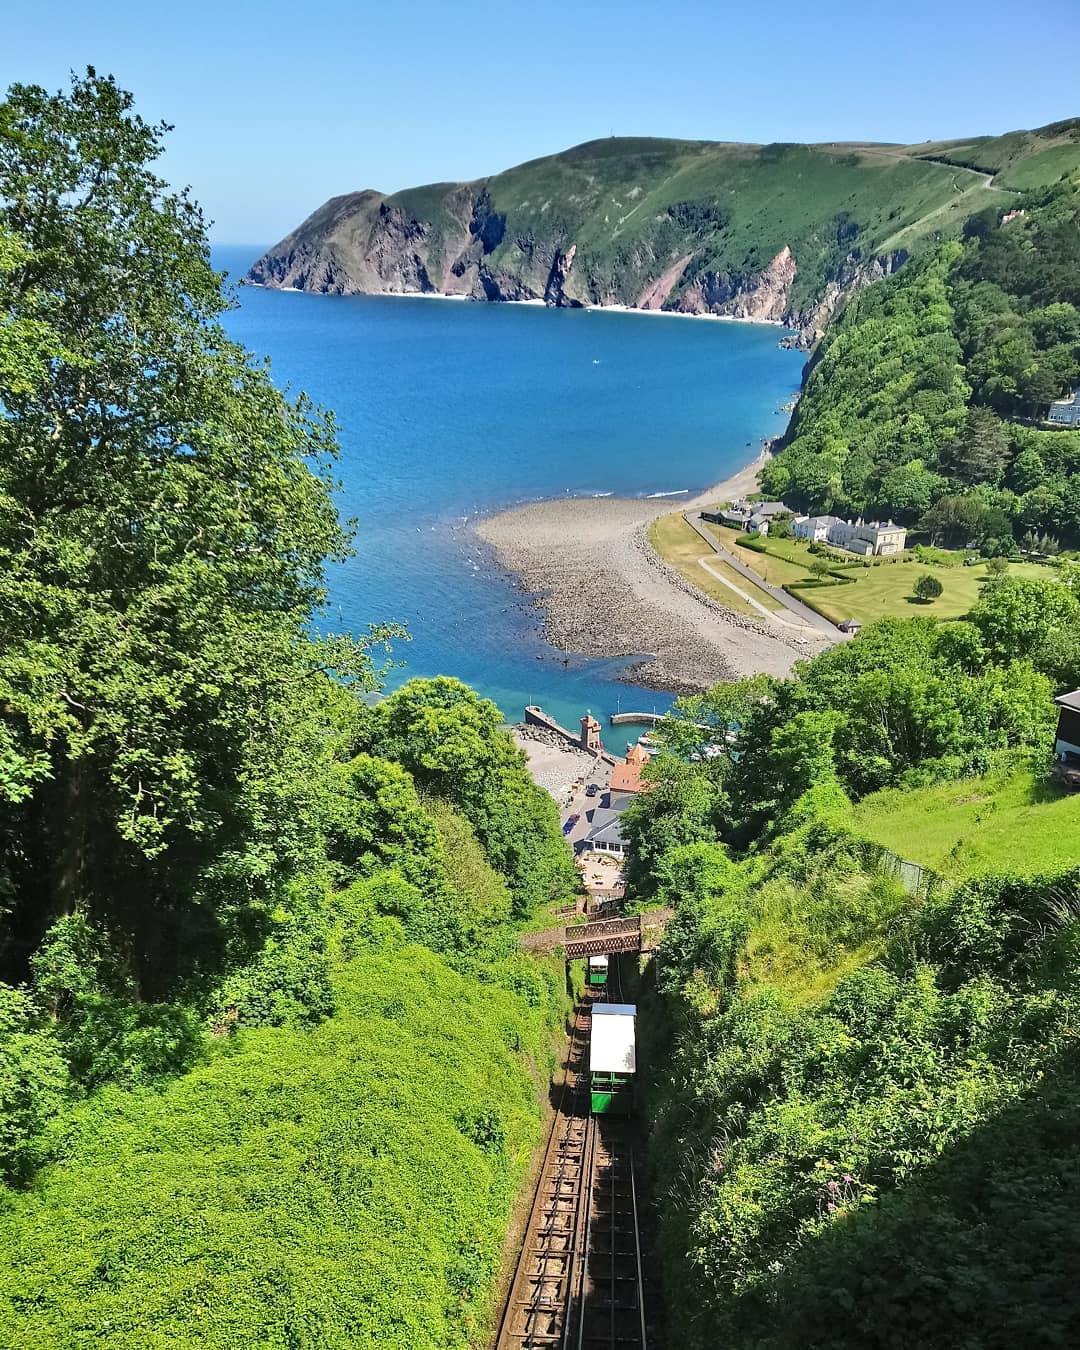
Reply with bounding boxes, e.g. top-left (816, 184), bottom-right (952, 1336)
top-left (244, 279), bottom-right (793, 330)
top-left (474, 449), bottom-right (830, 695)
